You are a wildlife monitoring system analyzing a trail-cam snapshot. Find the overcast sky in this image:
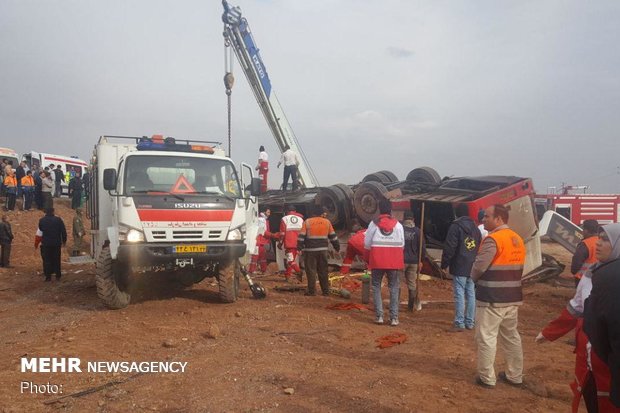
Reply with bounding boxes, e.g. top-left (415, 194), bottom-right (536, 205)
top-left (1, 0), bottom-right (619, 193)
